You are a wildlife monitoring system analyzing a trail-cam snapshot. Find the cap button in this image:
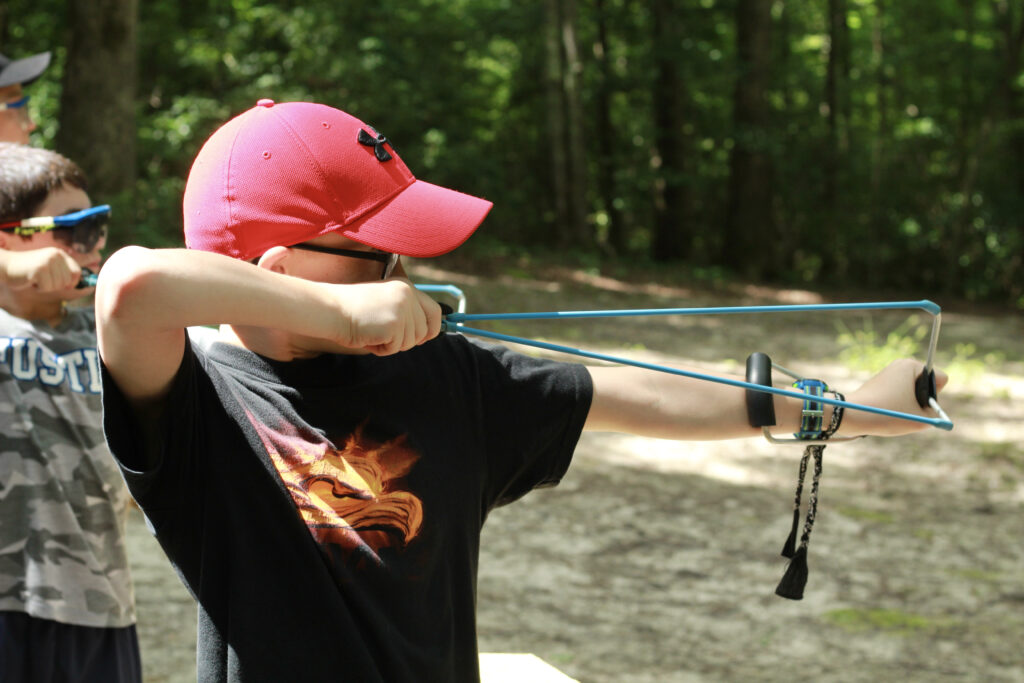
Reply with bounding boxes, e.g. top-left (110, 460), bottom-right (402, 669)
top-left (256, 99), bottom-right (275, 108)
